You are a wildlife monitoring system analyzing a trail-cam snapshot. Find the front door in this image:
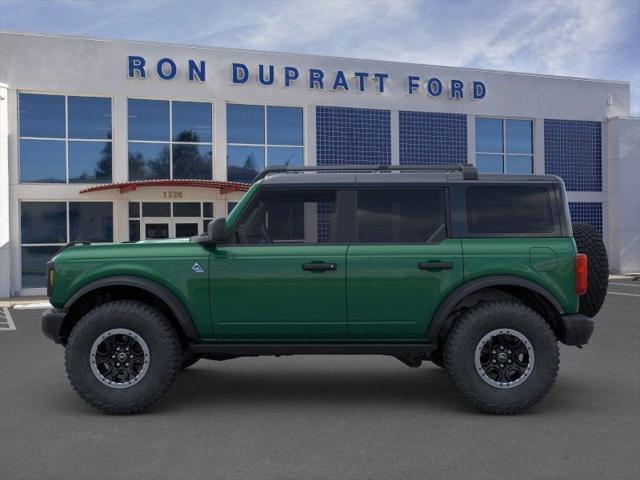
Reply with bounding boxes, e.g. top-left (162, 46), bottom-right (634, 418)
top-left (346, 188), bottom-right (463, 340)
top-left (211, 188), bottom-right (348, 340)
